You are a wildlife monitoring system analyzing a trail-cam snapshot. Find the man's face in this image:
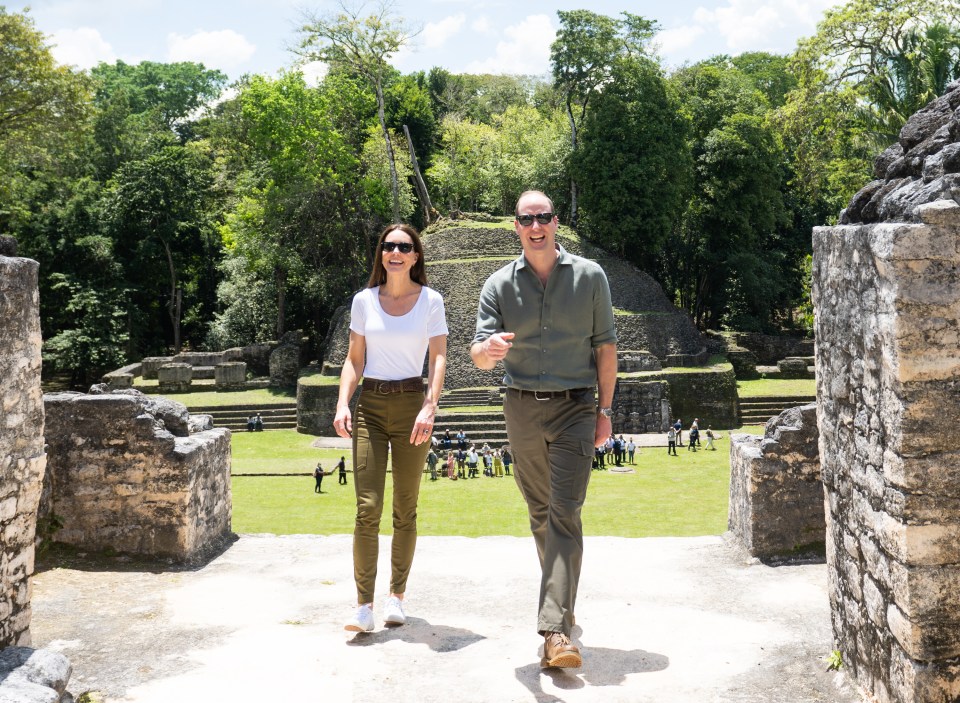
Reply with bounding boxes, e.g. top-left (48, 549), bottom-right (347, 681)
top-left (514, 193), bottom-right (558, 255)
